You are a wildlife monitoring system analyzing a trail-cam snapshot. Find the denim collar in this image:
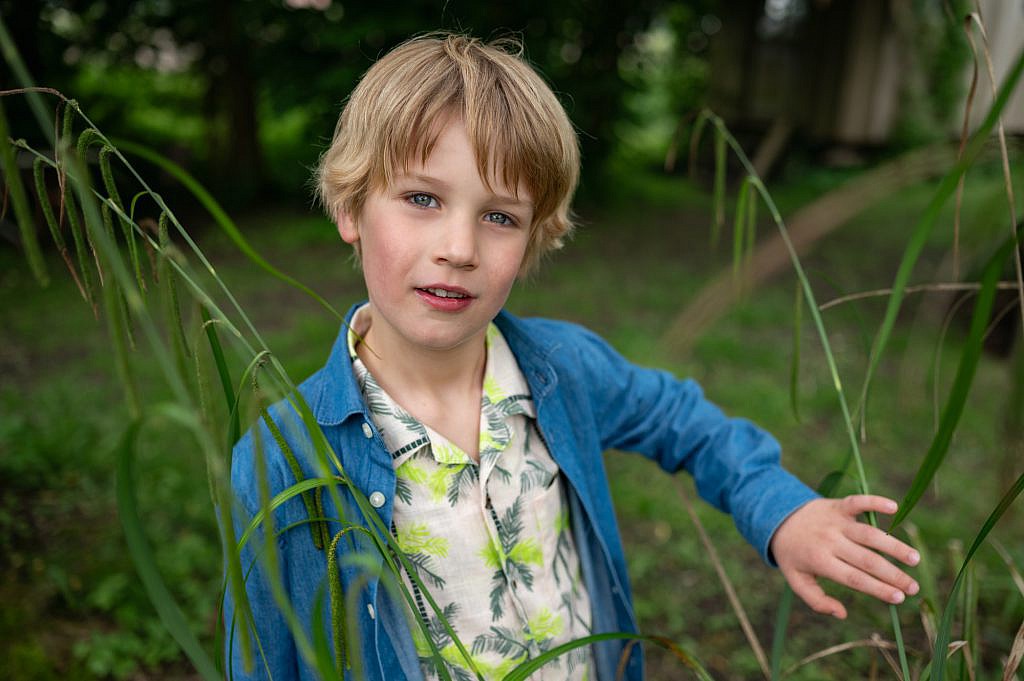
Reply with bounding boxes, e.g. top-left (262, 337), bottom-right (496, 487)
top-left (311, 302), bottom-right (560, 427)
